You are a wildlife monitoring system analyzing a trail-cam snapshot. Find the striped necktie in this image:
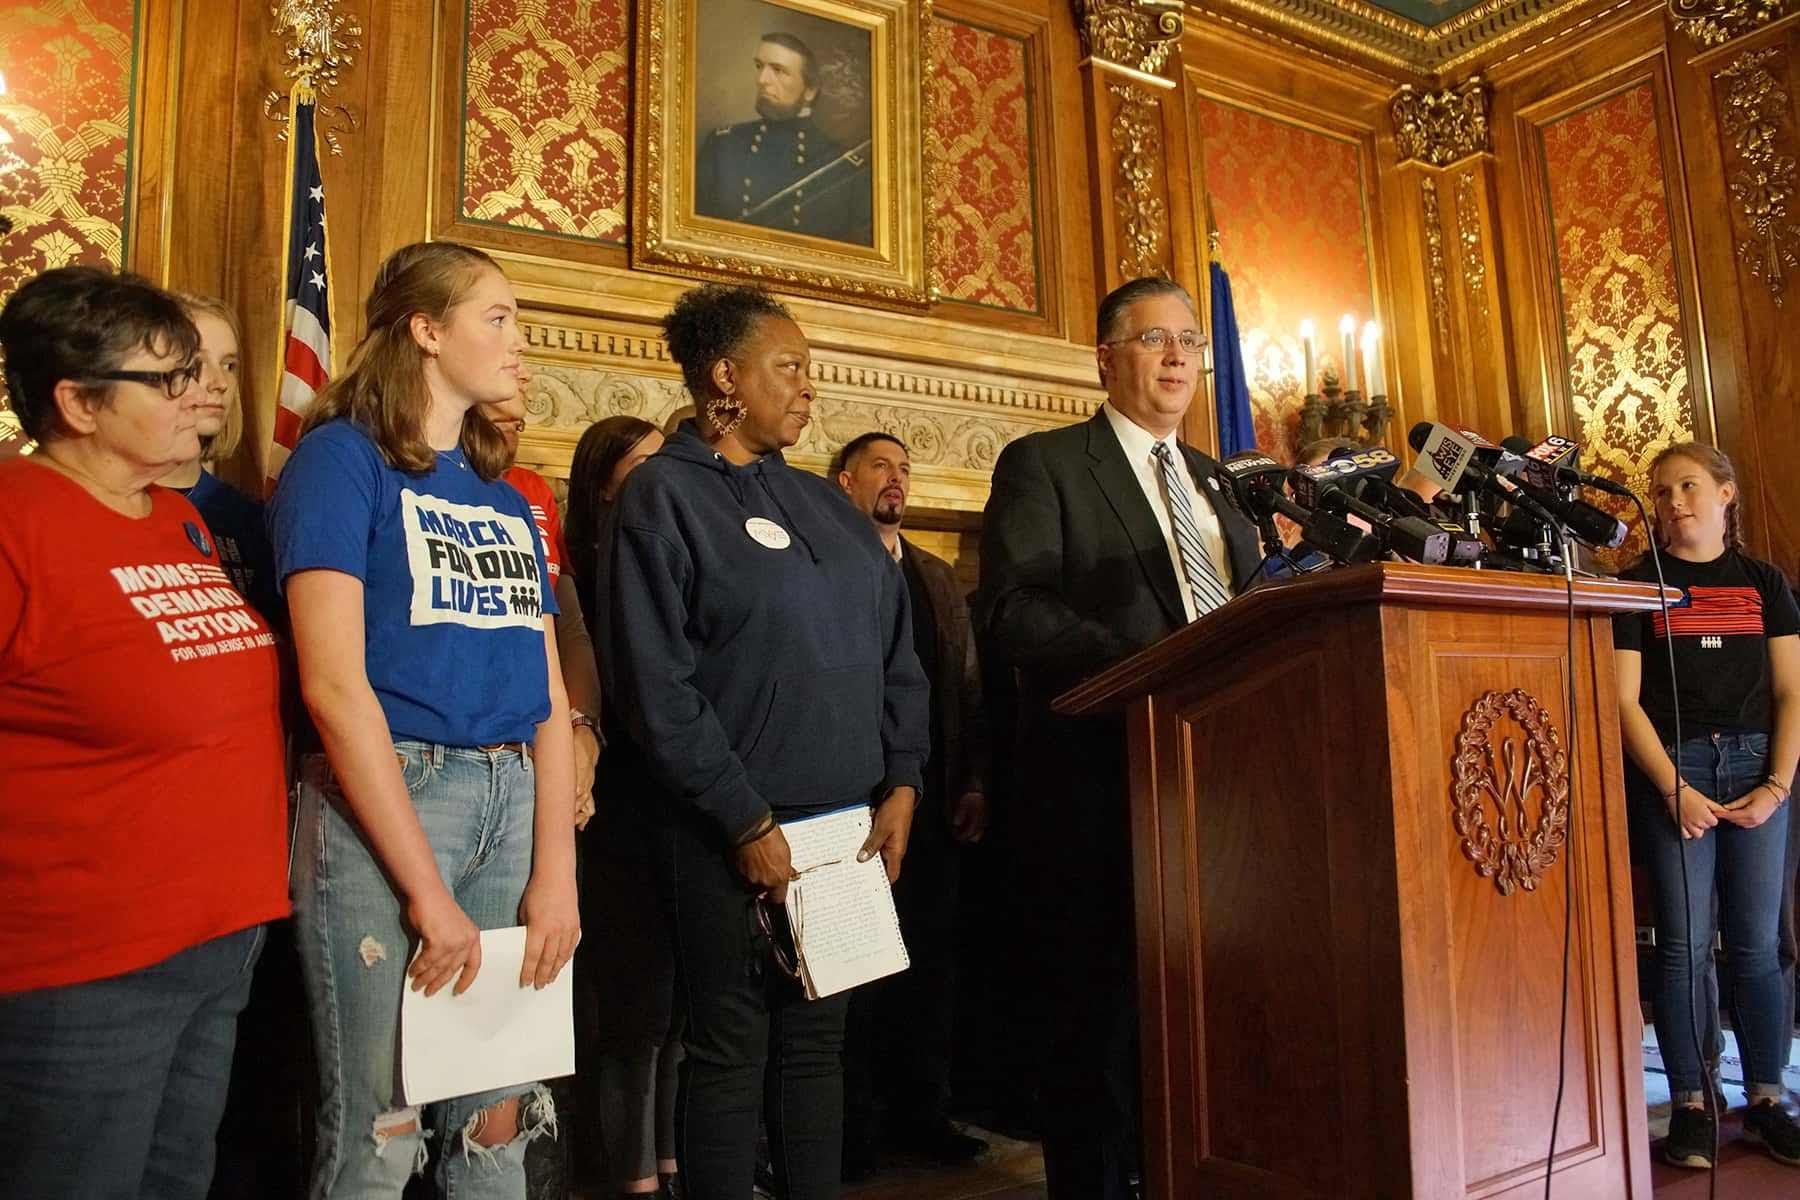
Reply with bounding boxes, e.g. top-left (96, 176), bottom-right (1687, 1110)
top-left (1152, 441), bottom-right (1233, 618)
